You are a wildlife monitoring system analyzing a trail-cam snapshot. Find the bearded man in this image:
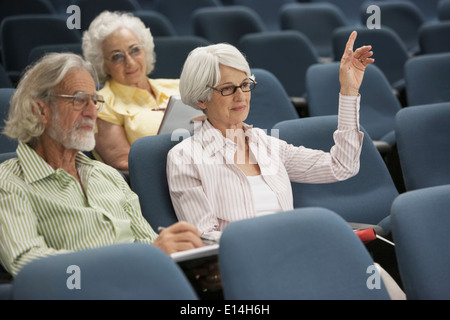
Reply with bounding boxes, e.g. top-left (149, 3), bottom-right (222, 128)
top-left (0, 53), bottom-right (203, 277)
